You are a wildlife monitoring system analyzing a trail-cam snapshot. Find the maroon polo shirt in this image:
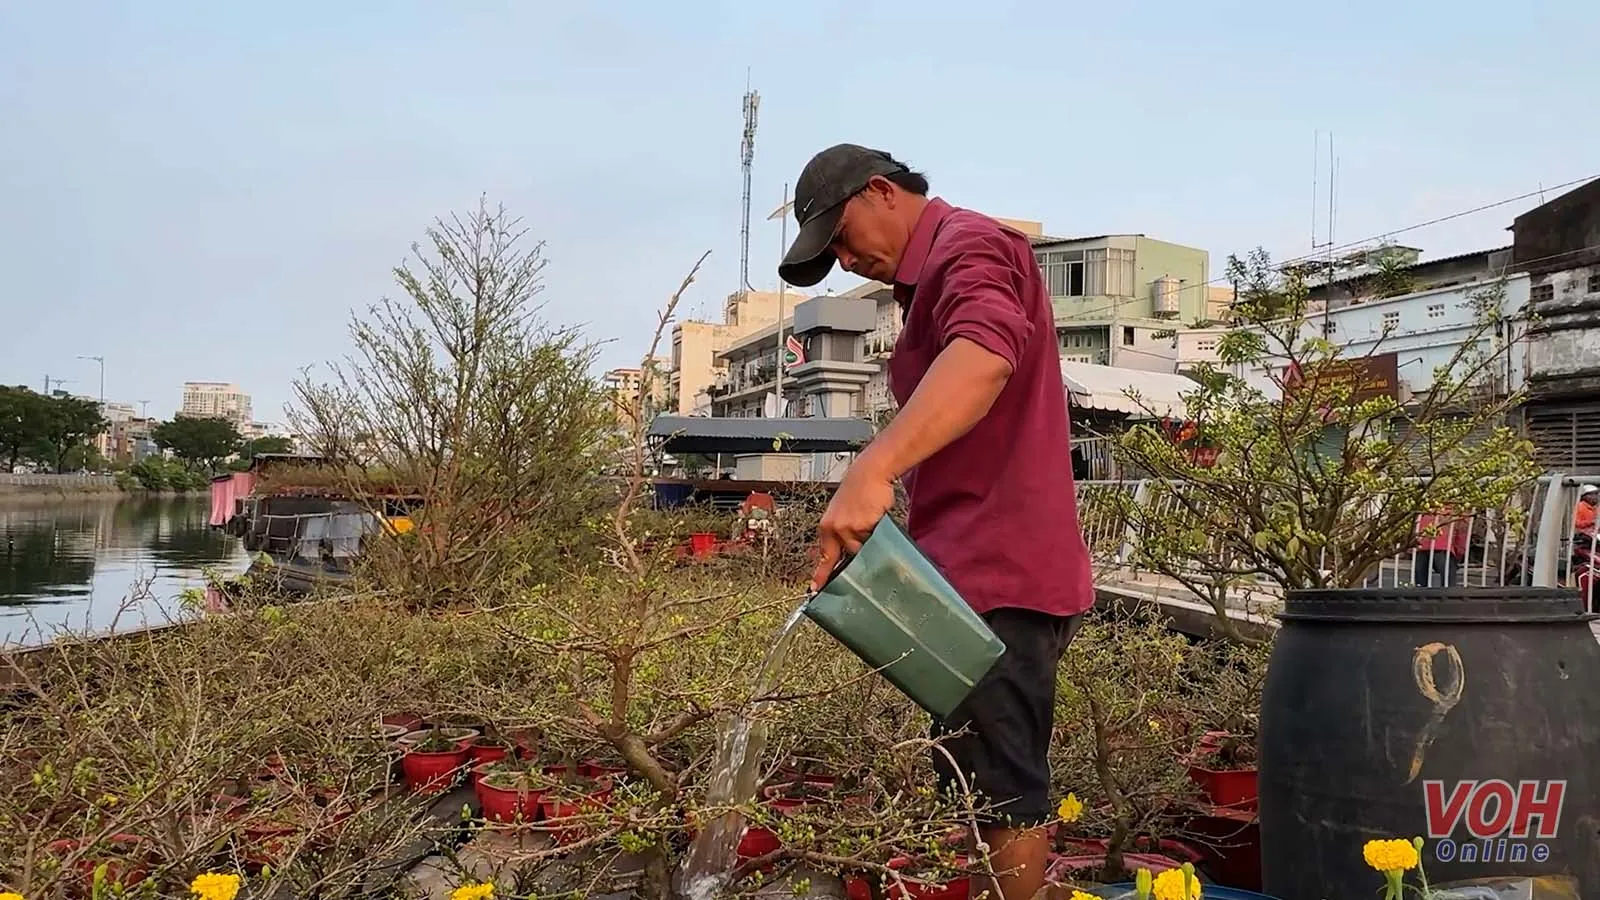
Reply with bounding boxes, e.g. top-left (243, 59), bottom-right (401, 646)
top-left (887, 197), bottom-right (1094, 618)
